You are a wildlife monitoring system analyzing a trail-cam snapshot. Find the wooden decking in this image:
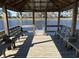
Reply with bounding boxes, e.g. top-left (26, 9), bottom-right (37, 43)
top-left (27, 35), bottom-right (61, 58)
top-left (0, 33), bottom-right (77, 58)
